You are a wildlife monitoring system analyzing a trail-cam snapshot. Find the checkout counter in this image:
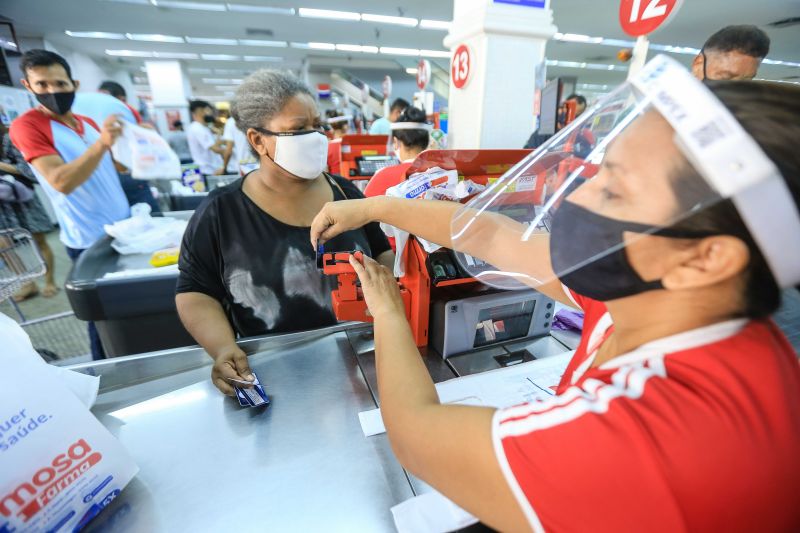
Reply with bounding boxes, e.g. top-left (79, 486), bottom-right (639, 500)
top-left (65, 212), bottom-right (195, 357)
top-left (328, 134), bottom-right (398, 189)
top-left (61, 148), bottom-right (583, 530)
